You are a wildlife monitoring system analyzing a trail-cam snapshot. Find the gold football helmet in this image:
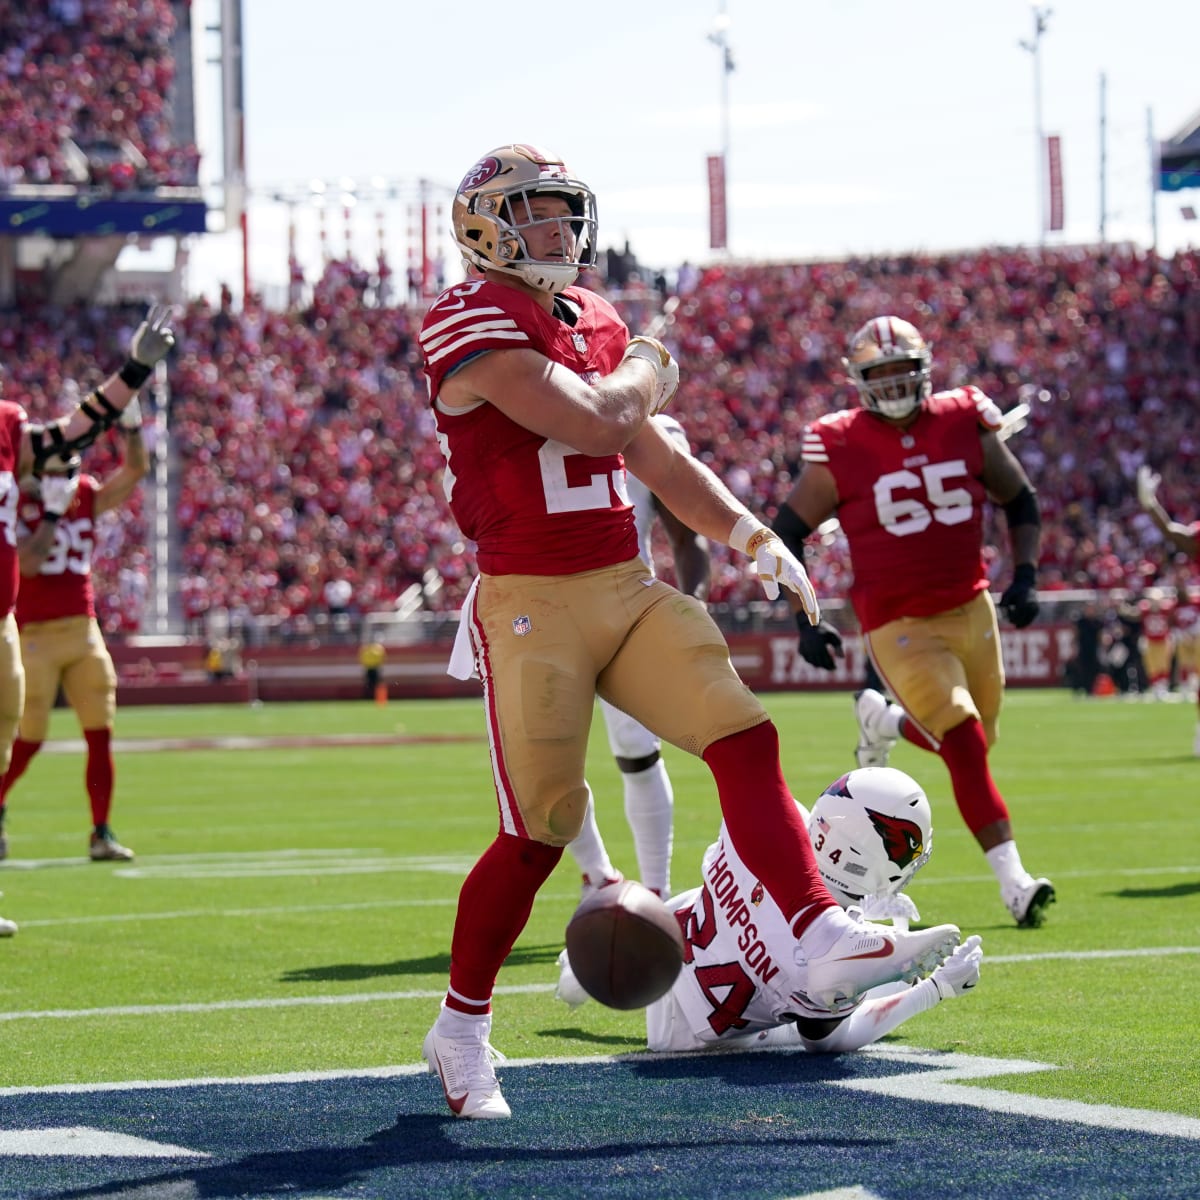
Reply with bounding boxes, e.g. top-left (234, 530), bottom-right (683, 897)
top-left (843, 316), bottom-right (932, 419)
top-left (452, 144), bottom-right (598, 294)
